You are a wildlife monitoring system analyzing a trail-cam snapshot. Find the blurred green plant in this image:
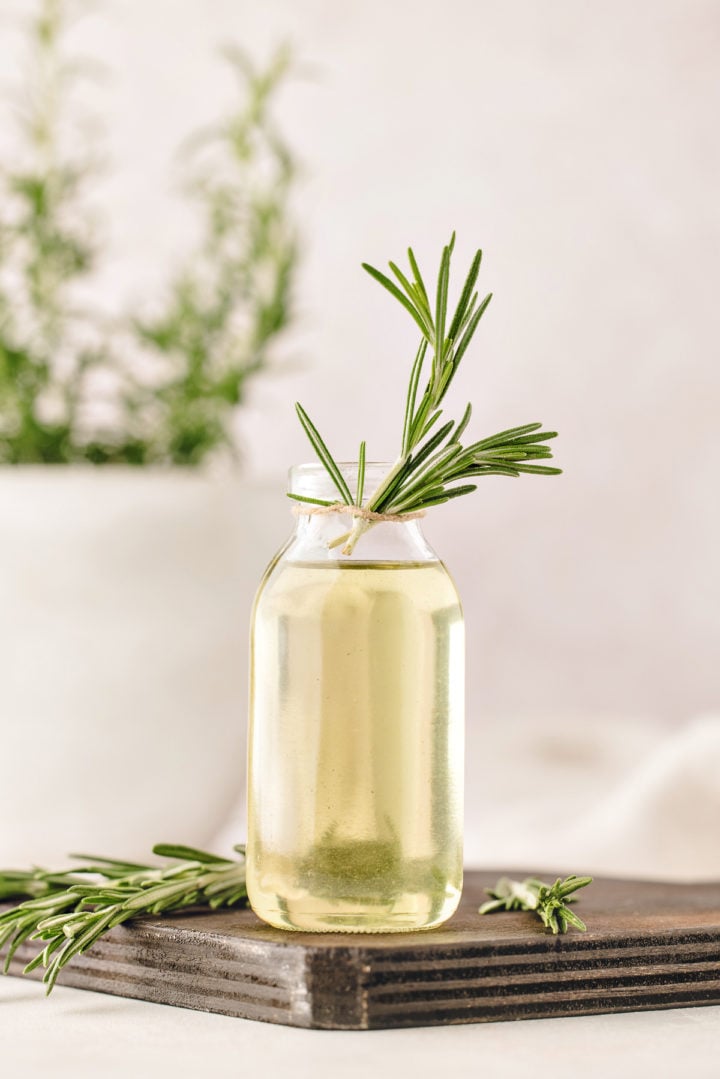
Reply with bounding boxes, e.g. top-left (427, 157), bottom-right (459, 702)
top-left (0, 0), bottom-right (298, 465)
